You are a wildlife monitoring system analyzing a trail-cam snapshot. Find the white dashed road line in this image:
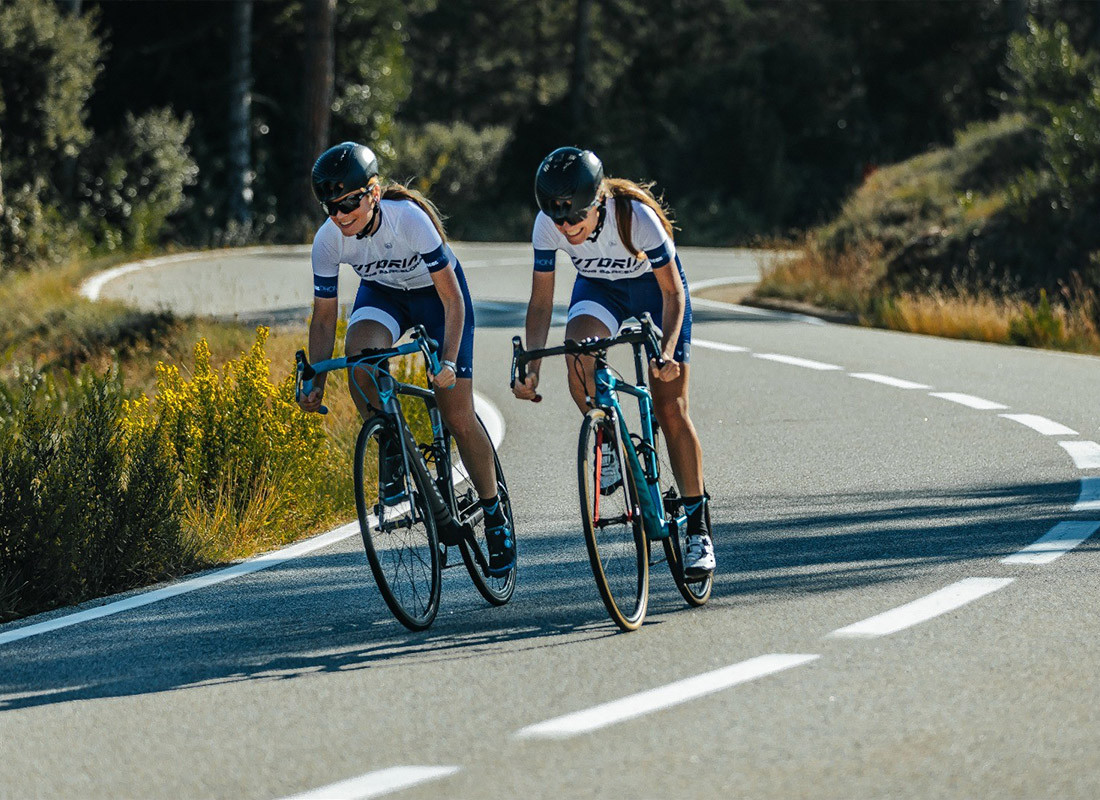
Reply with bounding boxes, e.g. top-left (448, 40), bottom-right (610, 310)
top-left (514, 654), bottom-right (820, 740)
top-left (1073, 477), bottom-right (1100, 511)
top-left (999, 414), bottom-right (1078, 436)
top-left (928, 392), bottom-right (1008, 410)
top-left (752, 353), bottom-right (842, 371)
top-left (1001, 521), bottom-right (1100, 565)
top-left (848, 372), bottom-right (930, 390)
top-left (1059, 441), bottom-right (1100, 470)
top-left (693, 338), bottom-right (750, 354)
top-left (829, 578), bottom-right (1014, 638)
top-left (280, 766), bottom-right (460, 800)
